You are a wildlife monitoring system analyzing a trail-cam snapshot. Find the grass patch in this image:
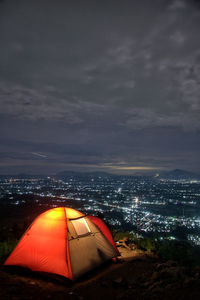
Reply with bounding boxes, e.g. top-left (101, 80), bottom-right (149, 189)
top-left (0, 239), bottom-right (18, 264)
